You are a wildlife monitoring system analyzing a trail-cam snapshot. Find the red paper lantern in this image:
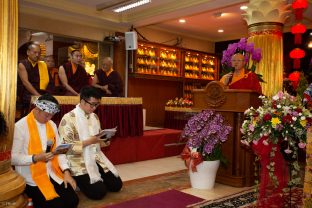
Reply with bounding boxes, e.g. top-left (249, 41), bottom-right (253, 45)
top-left (289, 48), bottom-right (305, 69)
top-left (288, 71), bottom-right (301, 90)
top-left (291, 23), bottom-right (306, 45)
top-left (292, 0), bottom-right (308, 20)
